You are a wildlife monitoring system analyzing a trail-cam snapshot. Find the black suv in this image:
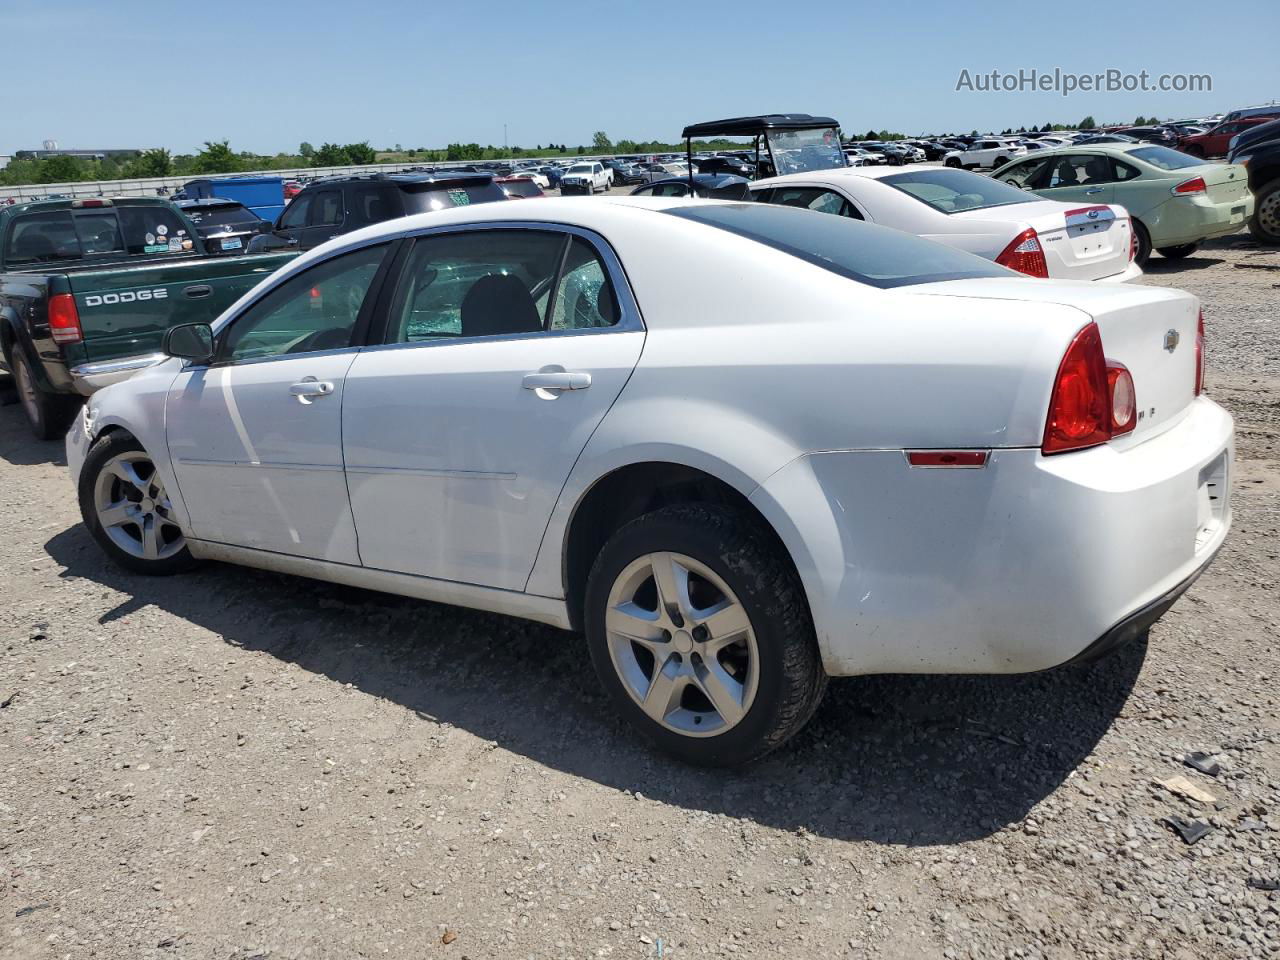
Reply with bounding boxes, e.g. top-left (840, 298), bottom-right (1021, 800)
top-left (1228, 118), bottom-right (1280, 244)
top-left (249, 172), bottom-right (506, 252)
